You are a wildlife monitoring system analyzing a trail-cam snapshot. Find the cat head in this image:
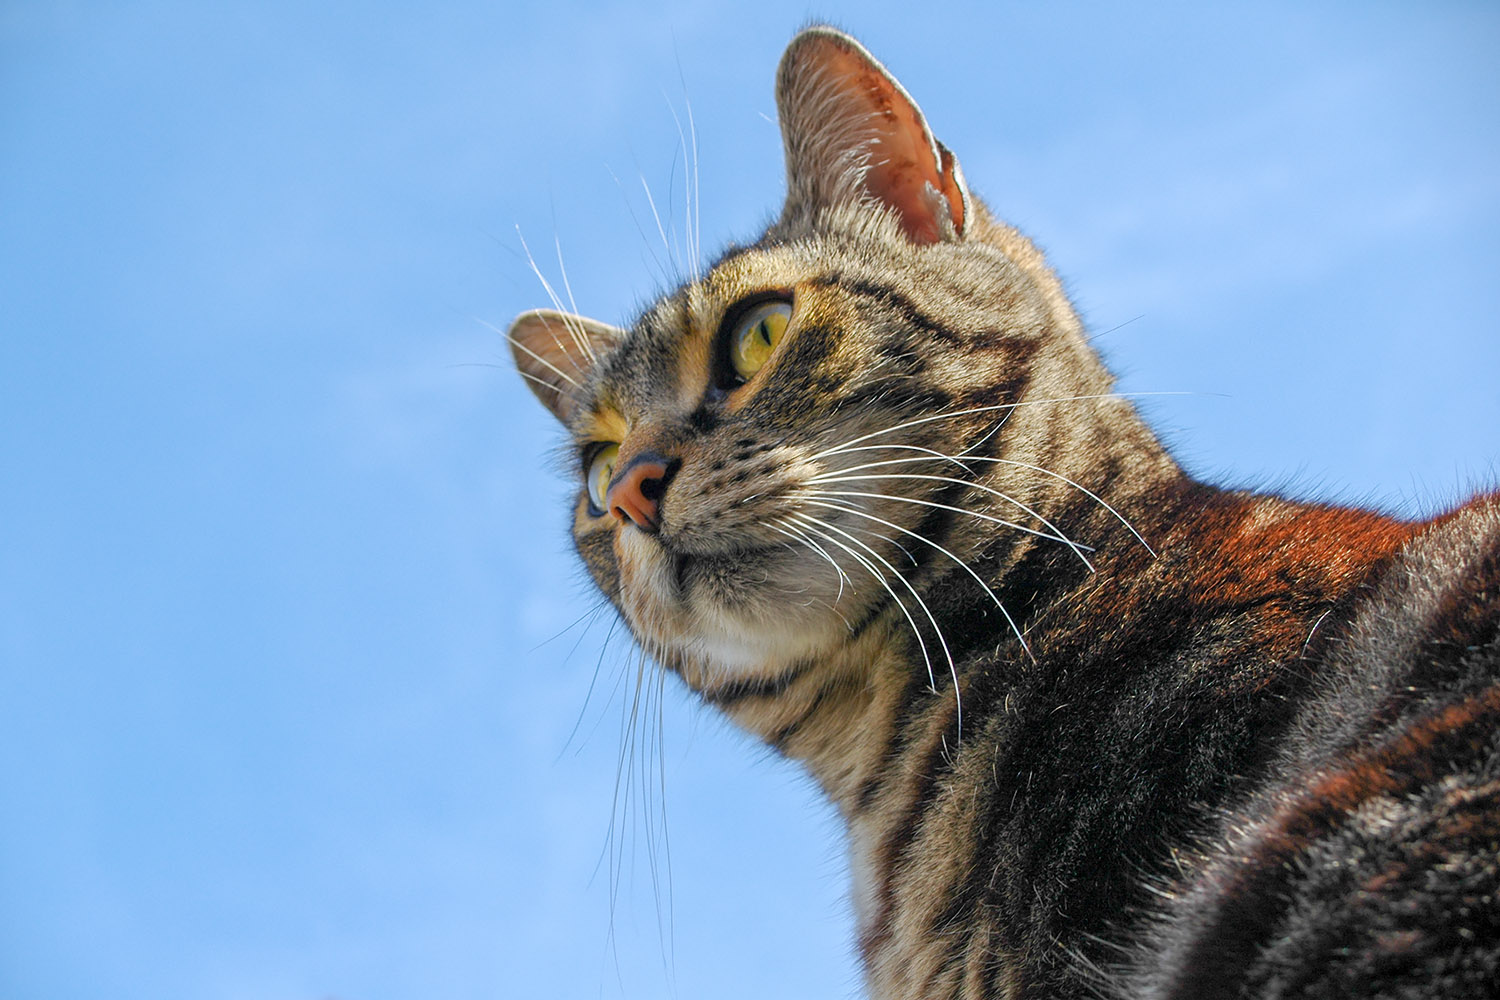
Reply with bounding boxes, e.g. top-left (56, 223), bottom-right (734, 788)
top-left (509, 27), bottom-right (1127, 694)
